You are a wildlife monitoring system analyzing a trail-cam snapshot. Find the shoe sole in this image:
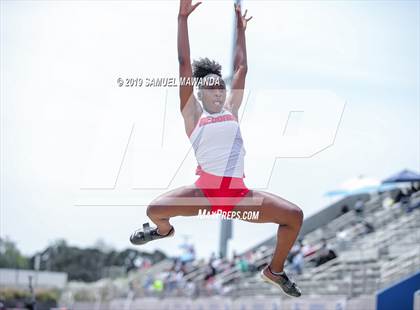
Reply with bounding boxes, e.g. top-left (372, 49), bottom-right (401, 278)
top-left (130, 228), bottom-right (175, 245)
top-left (260, 269), bottom-right (301, 298)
